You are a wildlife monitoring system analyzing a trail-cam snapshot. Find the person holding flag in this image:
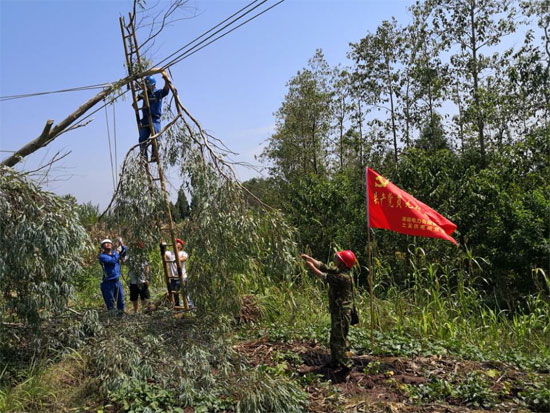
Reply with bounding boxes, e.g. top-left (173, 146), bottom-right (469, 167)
top-left (301, 250), bottom-right (356, 369)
